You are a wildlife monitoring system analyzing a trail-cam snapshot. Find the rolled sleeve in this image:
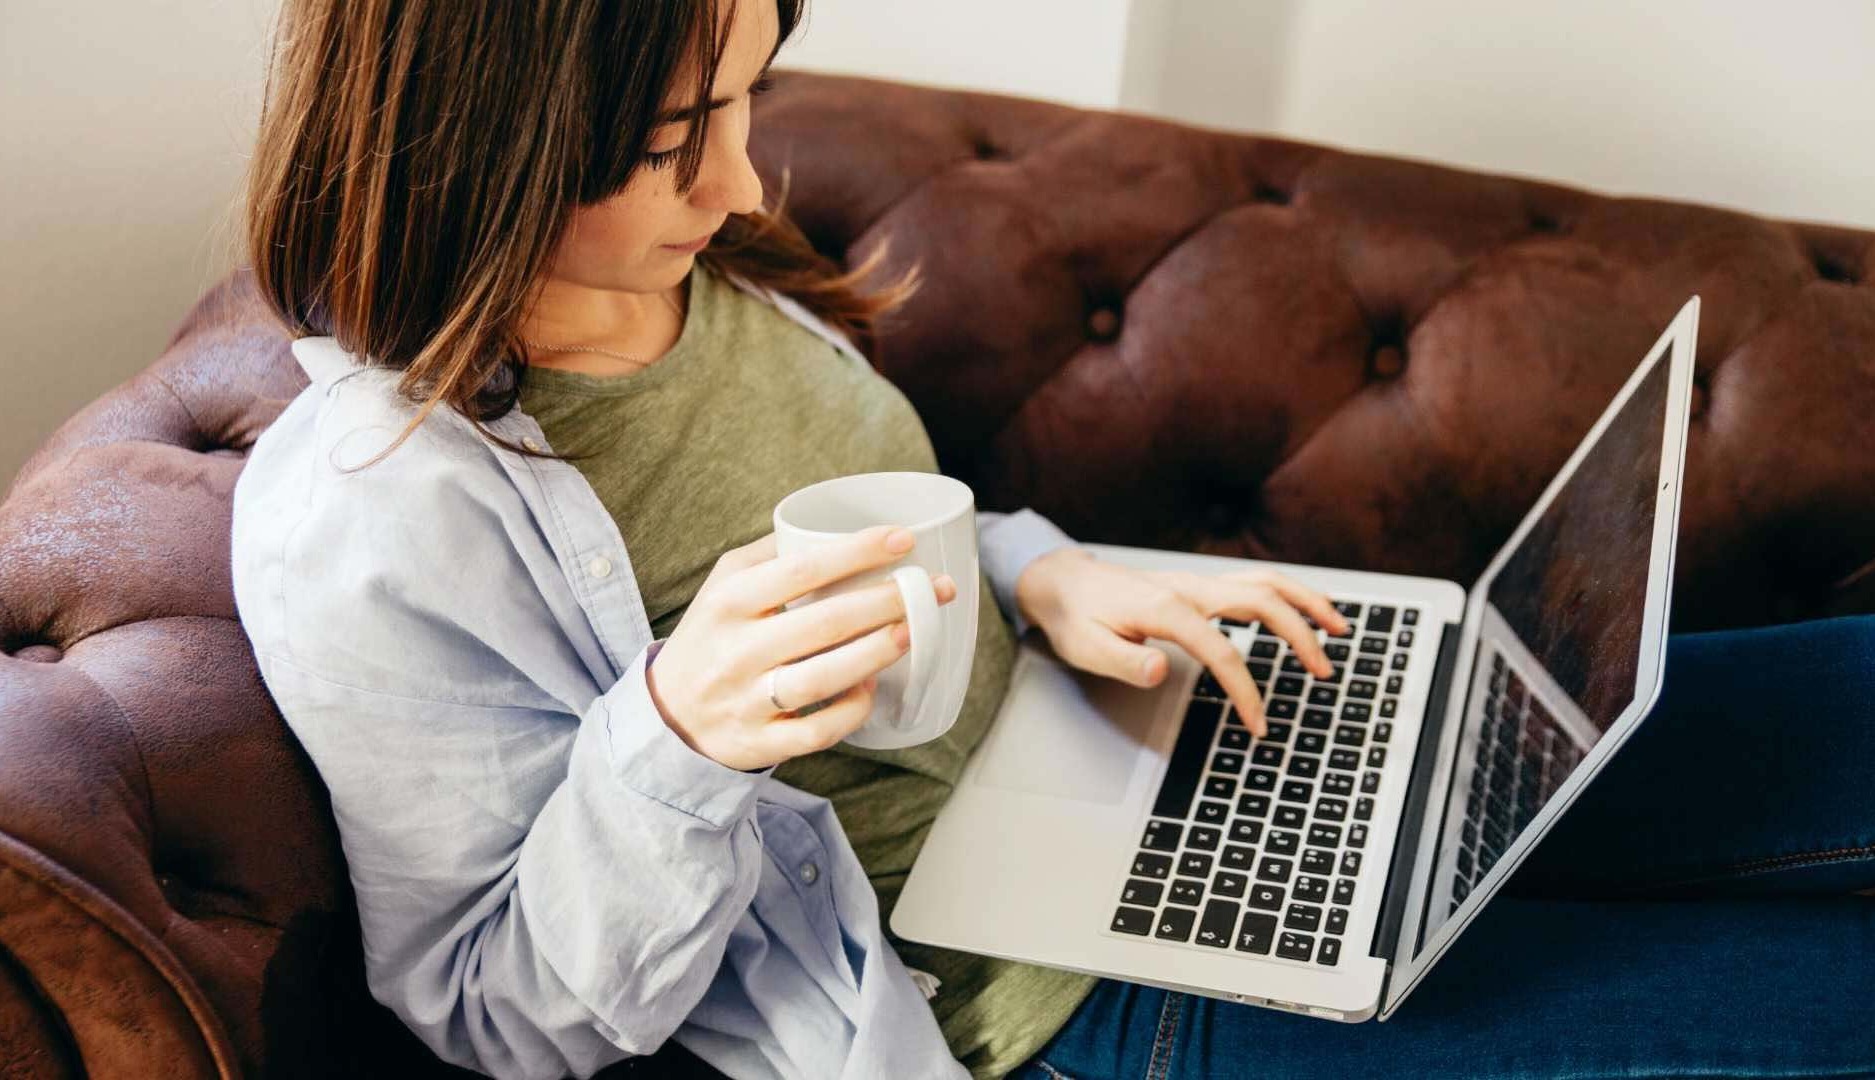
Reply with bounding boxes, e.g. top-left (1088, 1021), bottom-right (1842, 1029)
top-left (602, 639), bottom-right (766, 829)
top-left (977, 506), bottom-right (1079, 640)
